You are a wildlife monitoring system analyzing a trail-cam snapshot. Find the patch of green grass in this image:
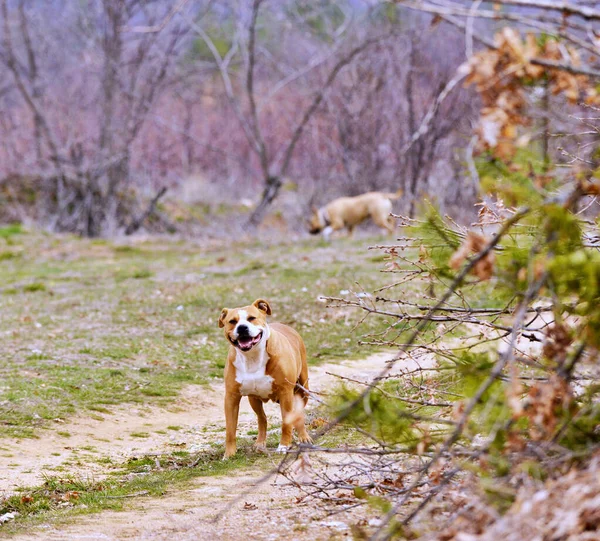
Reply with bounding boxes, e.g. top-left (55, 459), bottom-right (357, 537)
top-left (88, 405), bottom-right (111, 414)
top-left (23, 282), bottom-right (46, 293)
top-left (25, 351), bottom-right (50, 361)
top-left (2, 287), bottom-right (19, 294)
top-left (0, 223), bottom-right (24, 238)
top-left (368, 254), bottom-right (387, 263)
top-left (115, 267), bottom-right (153, 281)
top-left (232, 260), bottom-right (271, 276)
top-left (129, 432), bottom-right (150, 438)
top-left (0, 251), bottom-right (21, 261)
top-left (100, 346), bottom-right (139, 361)
top-left (132, 269), bottom-right (153, 279)
top-left (113, 245), bottom-right (142, 254)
